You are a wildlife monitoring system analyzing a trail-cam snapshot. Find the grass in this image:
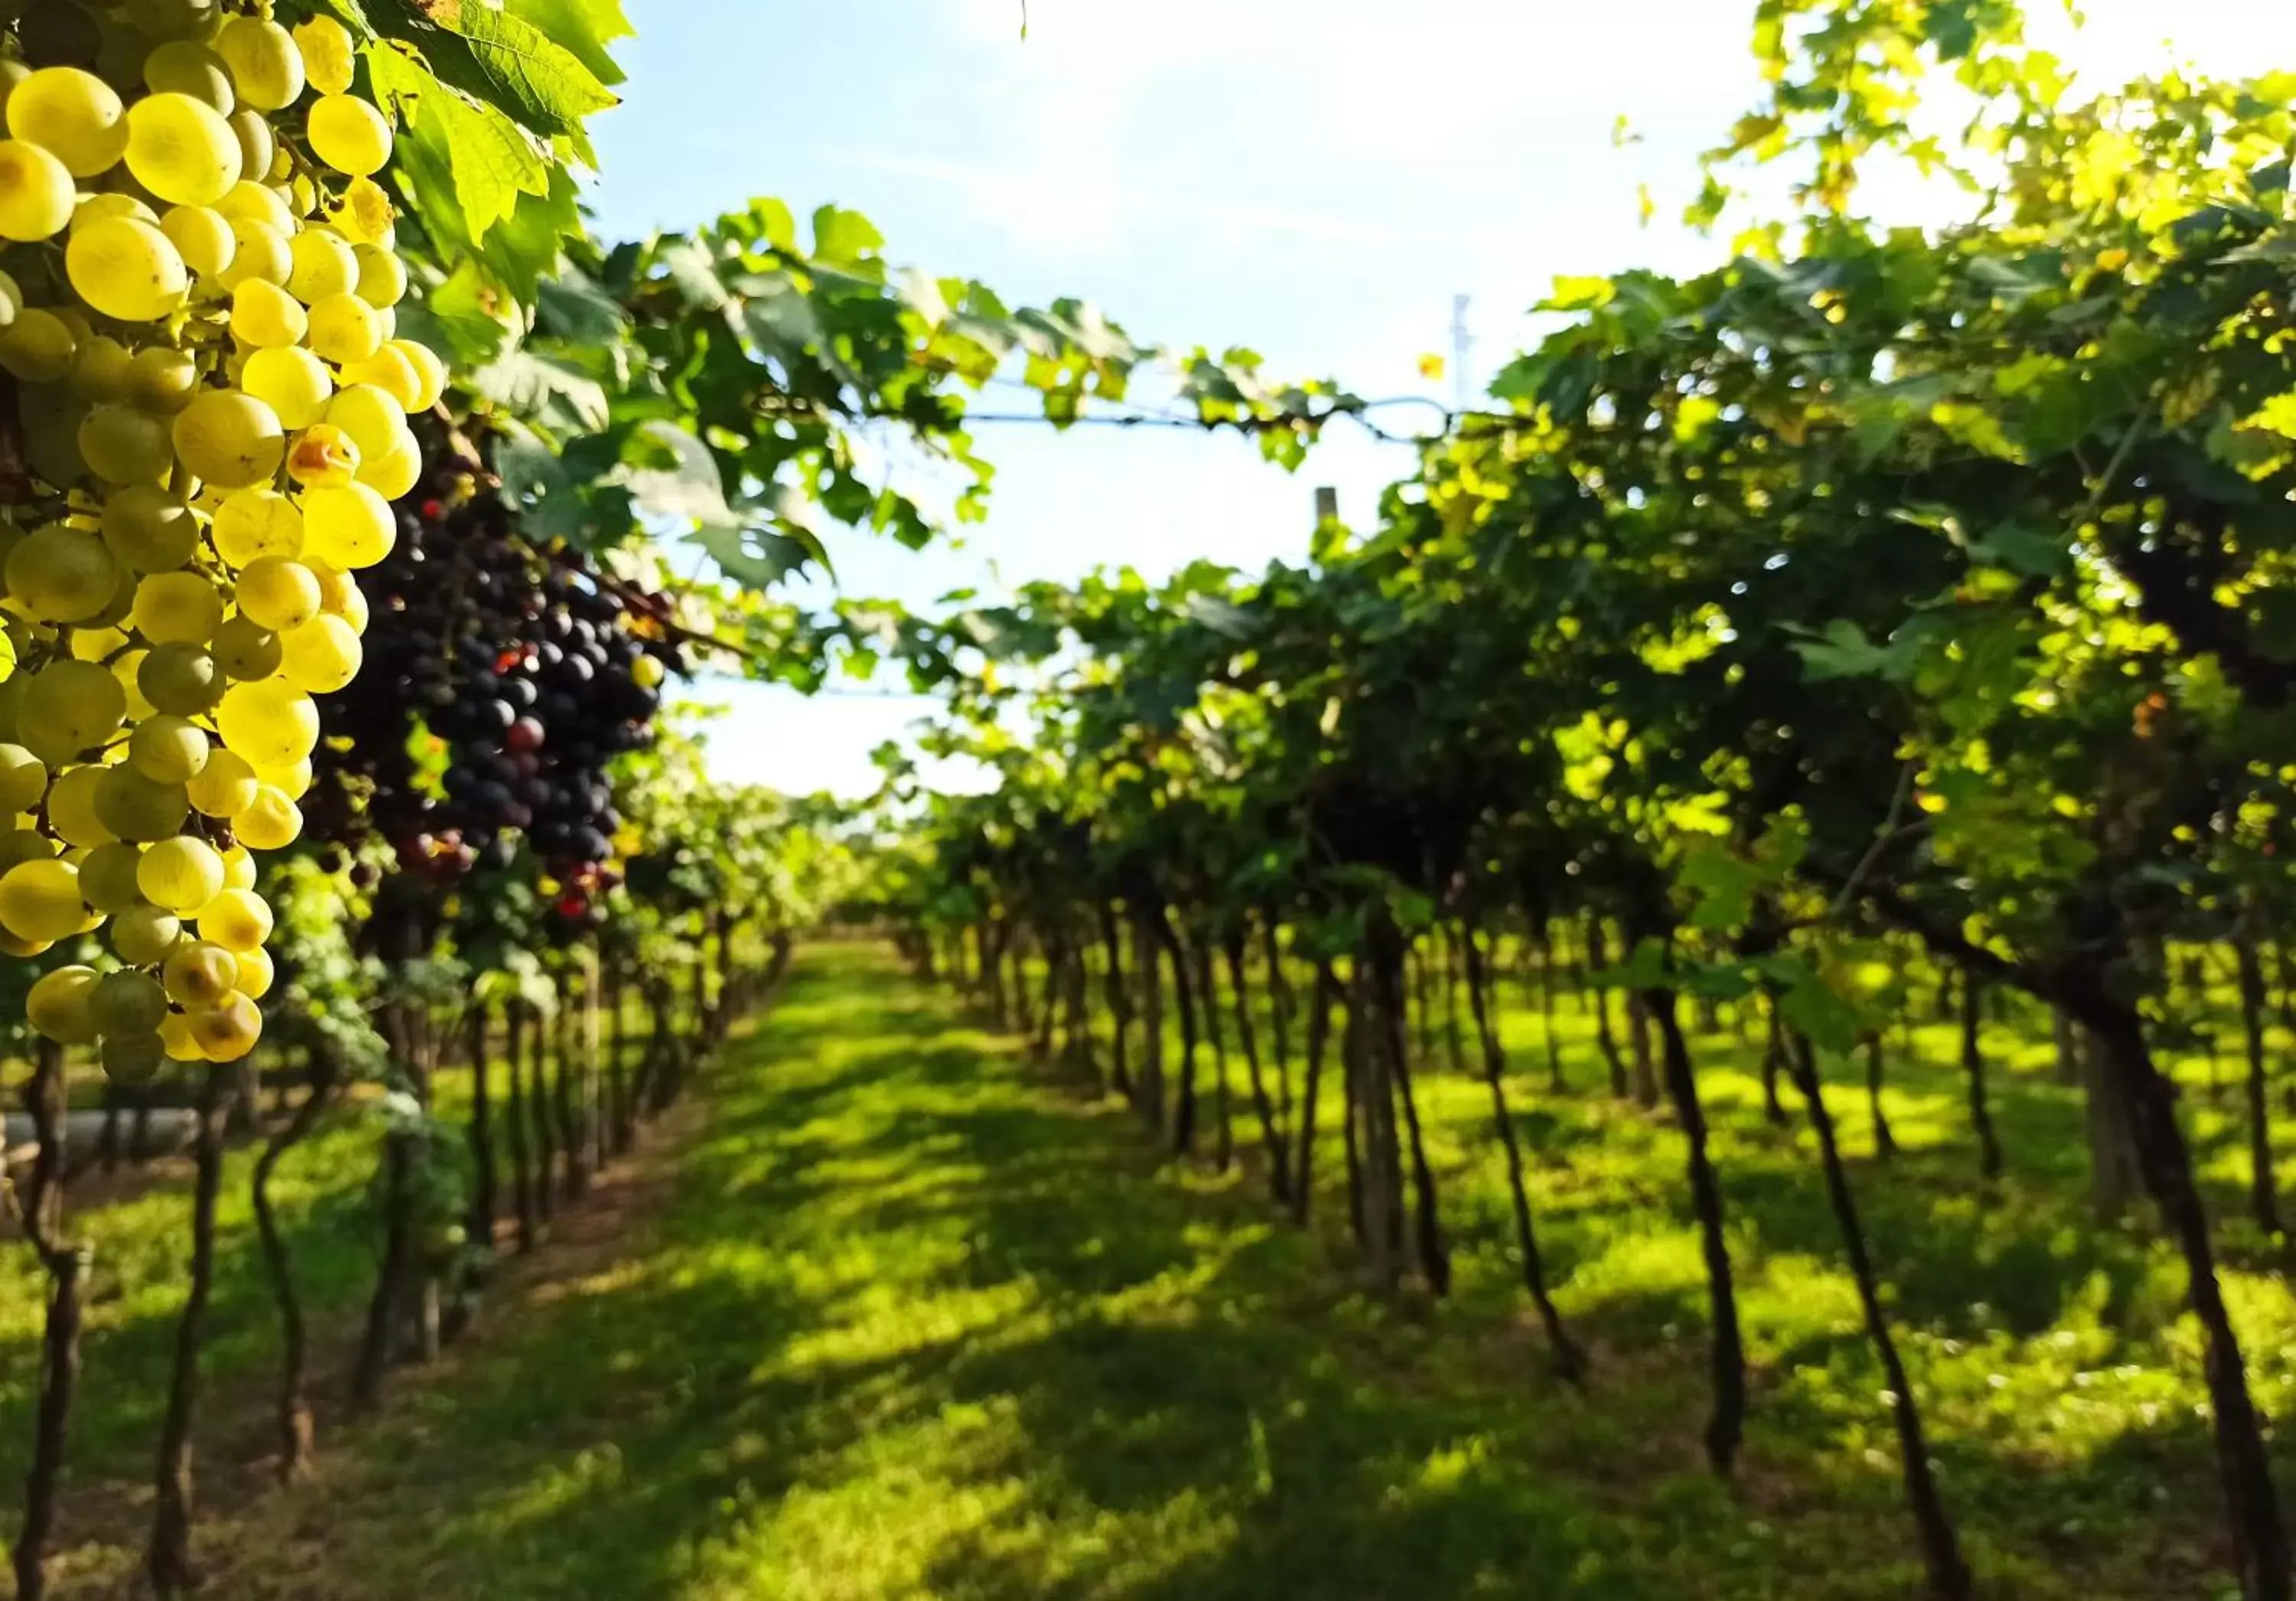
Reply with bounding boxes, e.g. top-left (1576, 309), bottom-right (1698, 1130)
top-left (3, 940), bottom-right (2293, 1597)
